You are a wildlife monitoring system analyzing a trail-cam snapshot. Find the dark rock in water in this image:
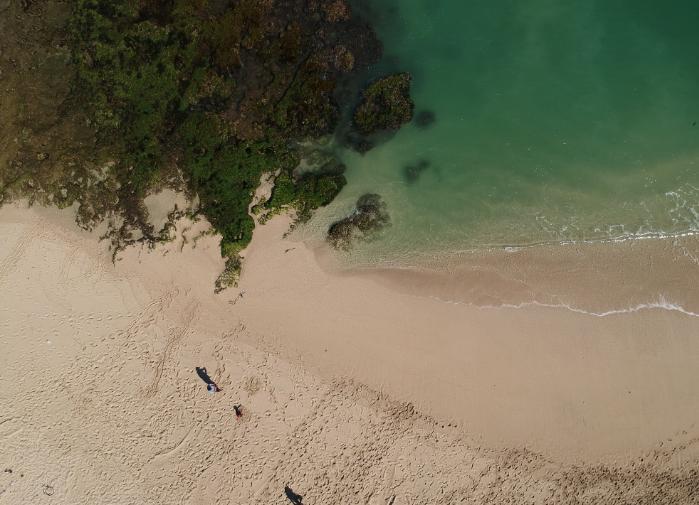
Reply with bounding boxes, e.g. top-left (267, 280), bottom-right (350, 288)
top-left (296, 147), bottom-right (346, 176)
top-left (327, 193), bottom-right (390, 249)
top-left (342, 130), bottom-right (375, 154)
top-left (403, 159), bottom-right (431, 183)
top-left (414, 110), bottom-right (436, 128)
top-left (353, 73), bottom-right (414, 136)
top-left (342, 73), bottom-right (415, 154)
top-left (317, 157), bottom-right (346, 176)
